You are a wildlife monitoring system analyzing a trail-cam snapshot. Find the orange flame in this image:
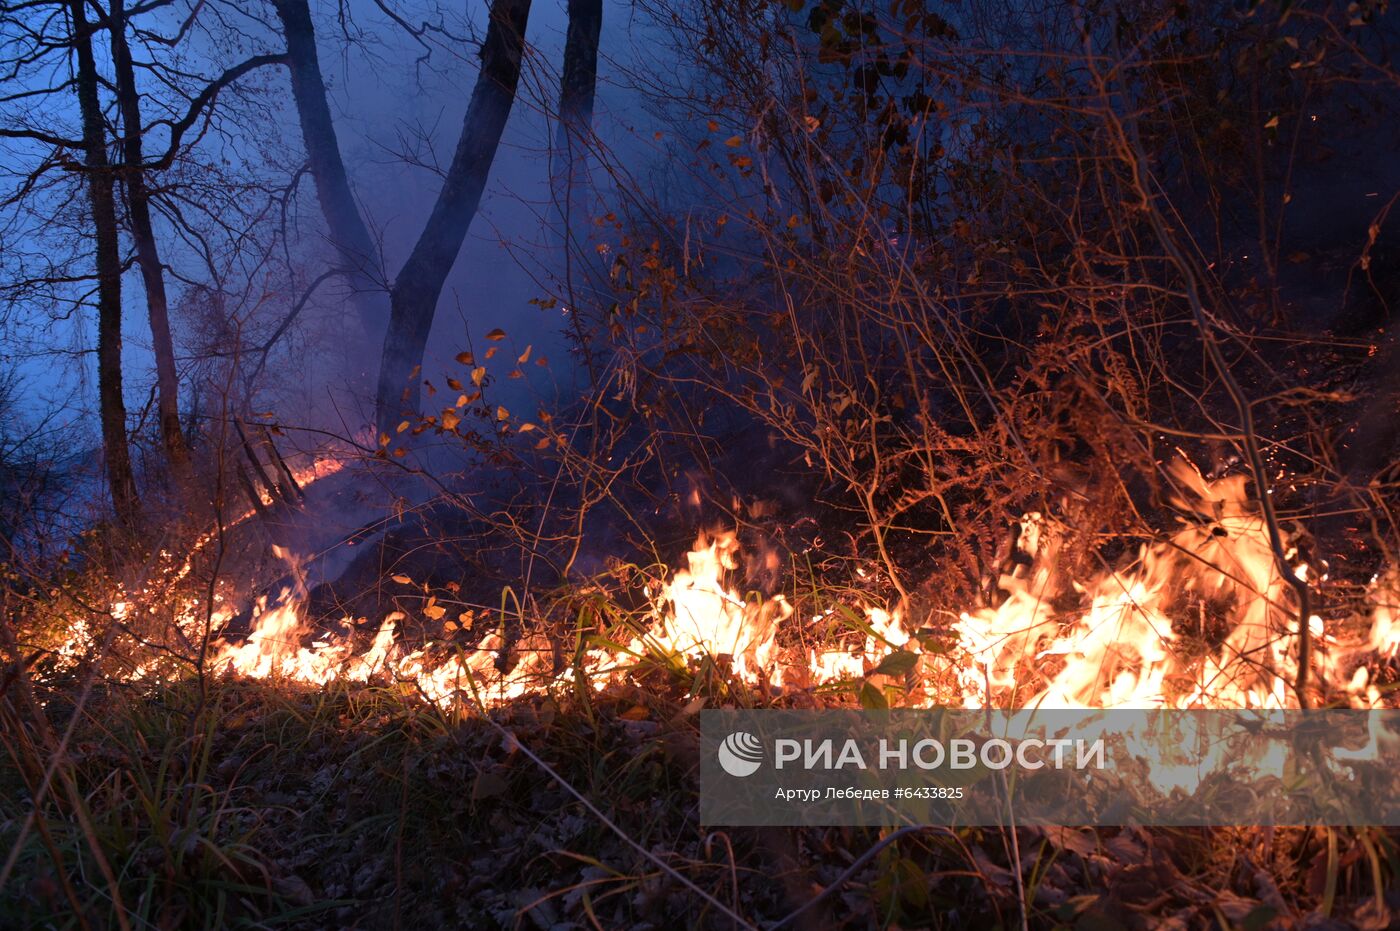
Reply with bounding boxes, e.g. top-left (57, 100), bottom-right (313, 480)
top-left (61, 457), bottom-right (1397, 721)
